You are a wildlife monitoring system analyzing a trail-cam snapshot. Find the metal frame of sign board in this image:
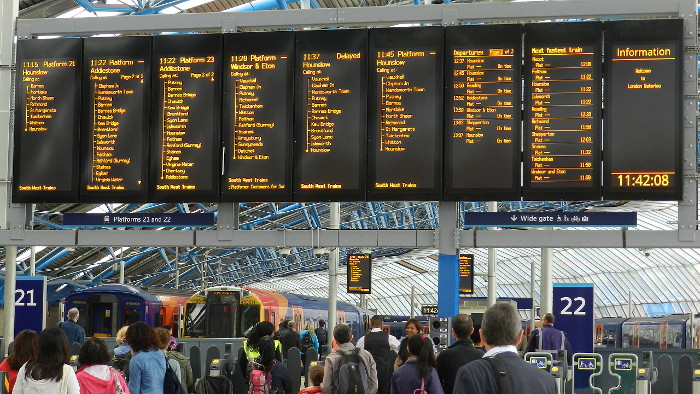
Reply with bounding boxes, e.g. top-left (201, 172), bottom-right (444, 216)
top-left (2, 0), bottom-right (696, 250)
